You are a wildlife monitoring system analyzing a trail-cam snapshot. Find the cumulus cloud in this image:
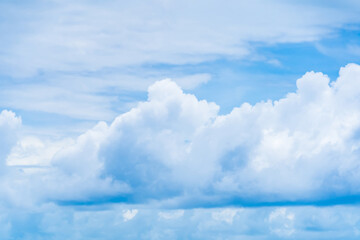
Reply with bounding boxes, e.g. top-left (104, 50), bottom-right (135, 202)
top-left (3, 63), bottom-right (360, 238)
top-left (4, 64), bottom-right (360, 207)
top-left (1, 122), bottom-right (128, 207)
top-left (82, 63), bottom-right (360, 205)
